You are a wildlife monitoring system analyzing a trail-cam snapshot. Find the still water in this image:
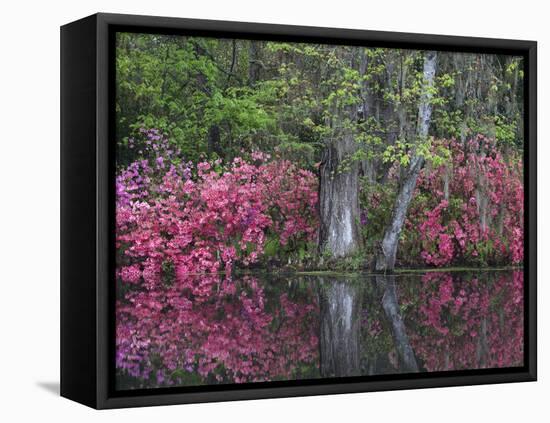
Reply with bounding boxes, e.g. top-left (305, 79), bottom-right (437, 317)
top-left (116, 270), bottom-right (524, 390)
